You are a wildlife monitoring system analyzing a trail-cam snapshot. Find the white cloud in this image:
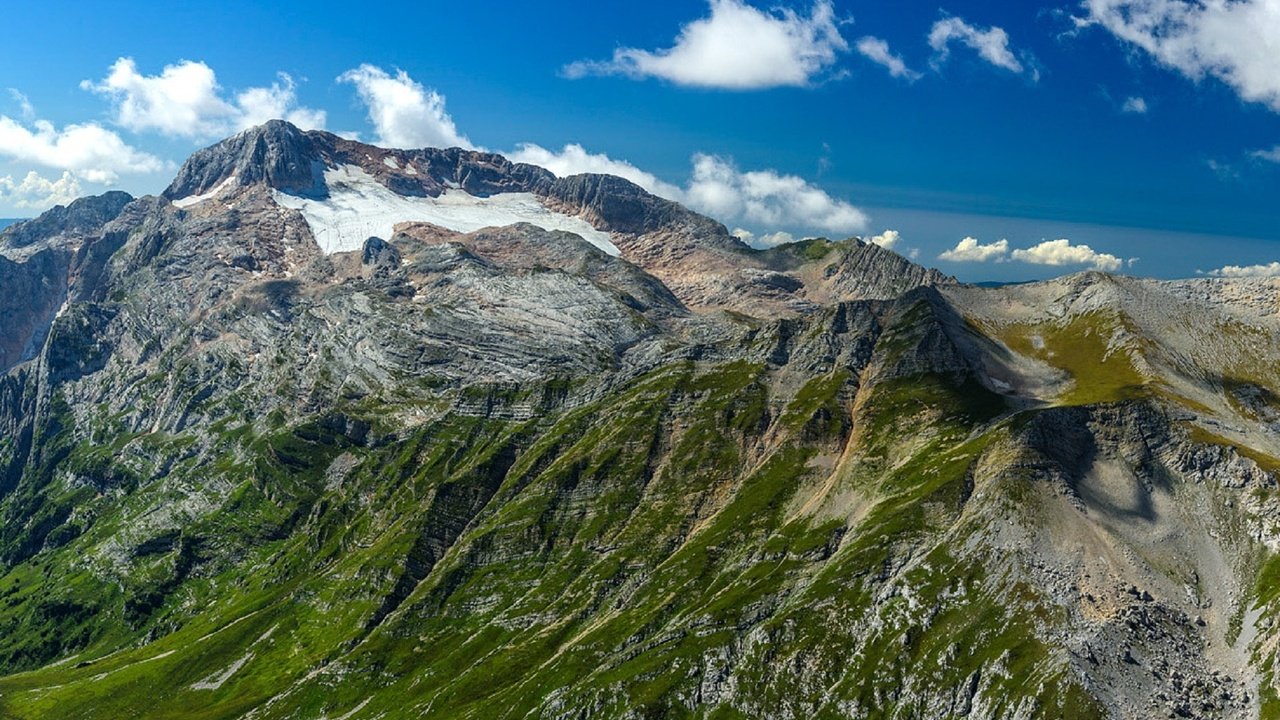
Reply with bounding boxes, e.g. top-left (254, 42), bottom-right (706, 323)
top-left (0, 115), bottom-right (166, 183)
top-left (685, 153), bottom-right (868, 234)
top-left (84, 58), bottom-right (231, 137)
top-left (235, 74), bottom-right (328, 131)
top-left (1202, 261), bottom-right (1280, 278)
top-left (1251, 145), bottom-right (1280, 163)
top-left (338, 64), bottom-right (472, 150)
top-left (1081, 0), bottom-right (1280, 111)
top-left (856, 36), bottom-right (921, 80)
top-left (1010, 238), bottom-right (1123, 271)
top-left (939, 237), bottom-right (1010, 262)
top-left (1207, 157), bottom-right (1242, 179)
top-left (563, 0), bottom-right (849, 89)
top-left (507, 143), bottom-right (684, 199)
top-left (940, 236), bottom-right (1123, 271)
top-left (723, 228), bottom-right (805, 248)
top-left (0, 170), bottom-right (82, 210)
top-left (82, 58), bottom-right (325, 139)
top-left (929, 17), bottom-right (1026, 74)
top-left (868, 229), bottom-right (901, 249)
top-left (1121, 96), bottom-right (1149, 113)
top-left (757, 231), bottom-right (797, 247)
top-left (7, 89), bottom-right (34, 120)
top-left (510, 141), bottom-right (869, 238)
